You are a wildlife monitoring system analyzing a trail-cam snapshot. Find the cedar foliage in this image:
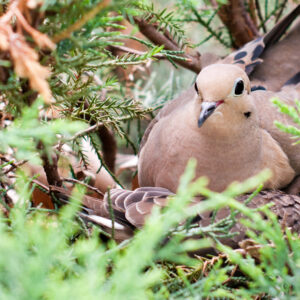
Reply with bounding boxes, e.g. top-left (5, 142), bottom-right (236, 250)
top-left (0, 0), bottom-right (299, 298)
